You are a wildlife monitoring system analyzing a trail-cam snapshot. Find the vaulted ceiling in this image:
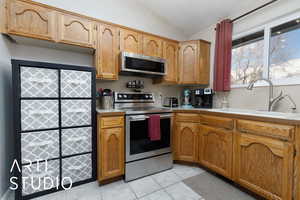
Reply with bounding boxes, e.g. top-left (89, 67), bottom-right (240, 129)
top-left (137, 0), bottom-right (271, 37)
